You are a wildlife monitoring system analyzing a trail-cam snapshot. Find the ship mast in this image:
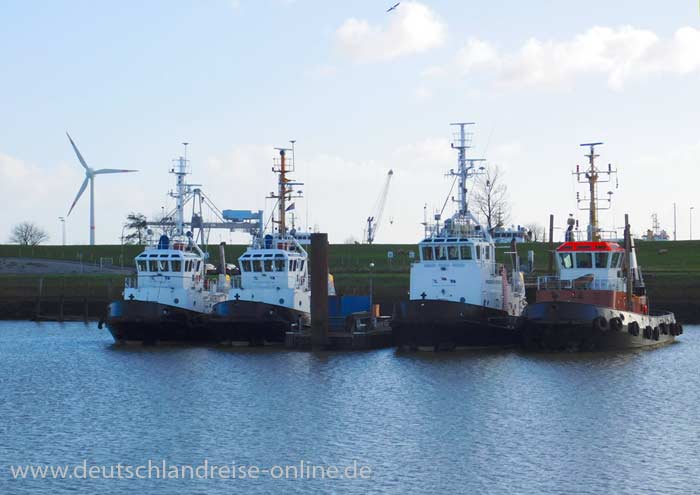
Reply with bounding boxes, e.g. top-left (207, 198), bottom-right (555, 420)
top-left (170, 142), bottom-right (190, 237)
top-left (449, 122), bottom-right (485, 217)
top-left (574, 142), bottom-right (617, 241)
top-left (270, 142), bottom-right (303, 236)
